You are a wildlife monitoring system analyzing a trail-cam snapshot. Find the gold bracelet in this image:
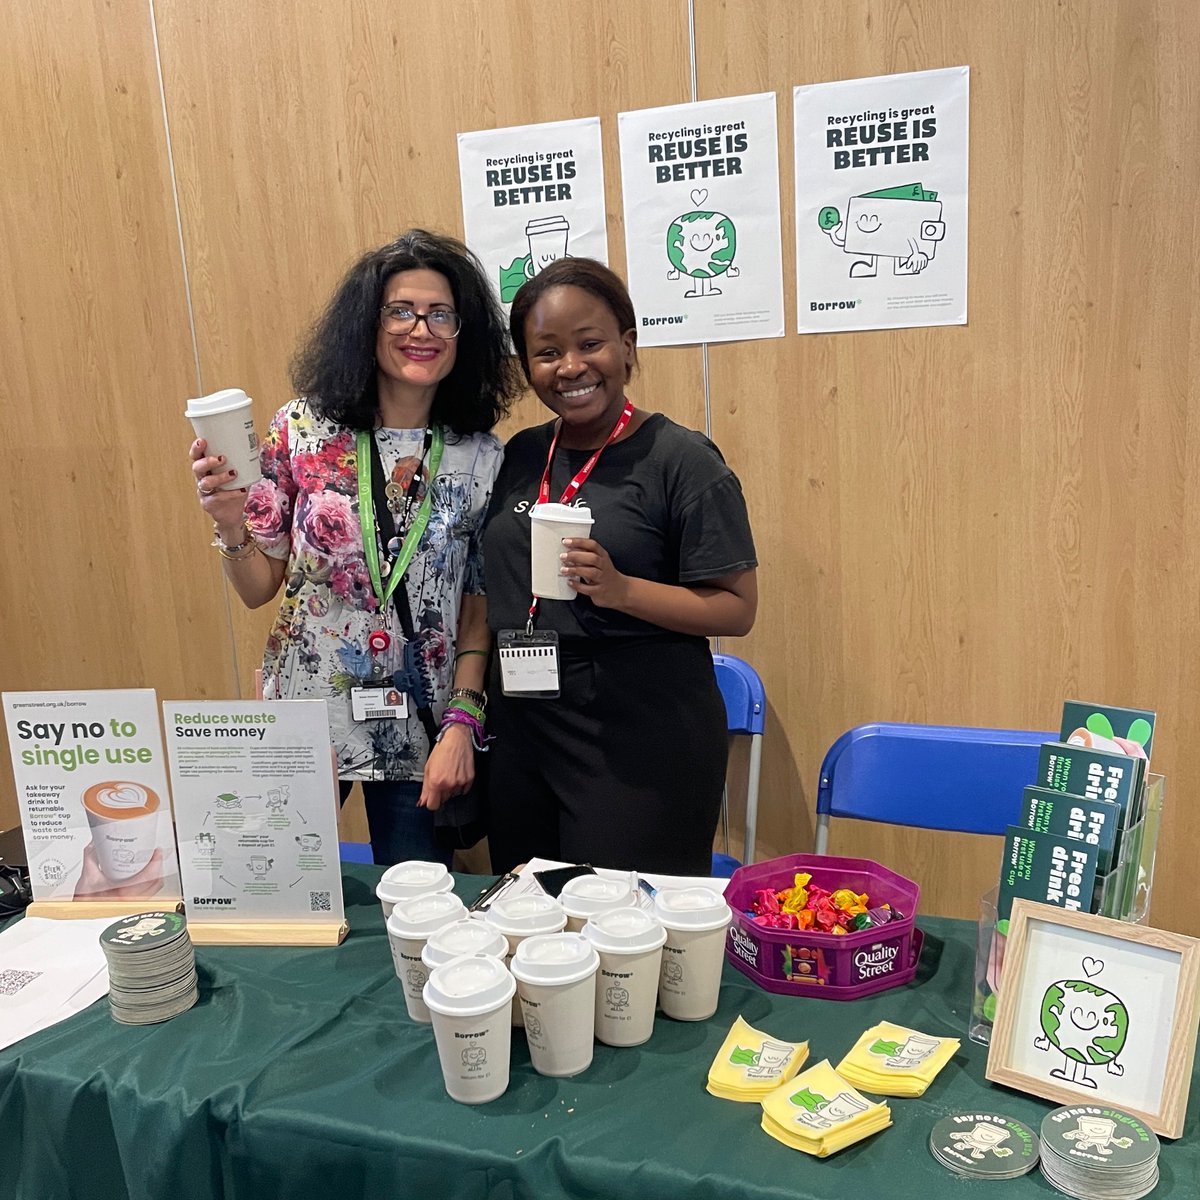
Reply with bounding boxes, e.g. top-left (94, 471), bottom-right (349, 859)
top-left (212, 523), bottom-right (258, 560)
